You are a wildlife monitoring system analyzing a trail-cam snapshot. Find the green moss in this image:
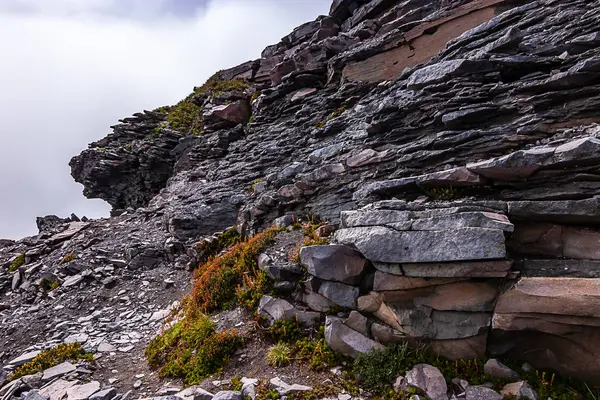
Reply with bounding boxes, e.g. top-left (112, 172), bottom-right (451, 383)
top-left (11, 343), bottom-right (92, 380)
top-left (422, 185), bottom-right (462, 200)
top-left (40, 278), bottom-right (60, 291)
top-left (269, 319), bottom-right (303, 343)
top-left (164, 73), bottom-right (249, 136)
top-left (195, 227), bottom-right (241, 265)
top-left (145, 314), bottom-right (243, 385)
top-left (353, 343), bottom-right (600, 399)
top-left (8, 253), bottom-right (25, 272)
